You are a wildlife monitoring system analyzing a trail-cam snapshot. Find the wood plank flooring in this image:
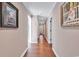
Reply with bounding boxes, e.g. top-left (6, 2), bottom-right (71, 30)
top-left (24, 35), bottom-right (56, 57)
